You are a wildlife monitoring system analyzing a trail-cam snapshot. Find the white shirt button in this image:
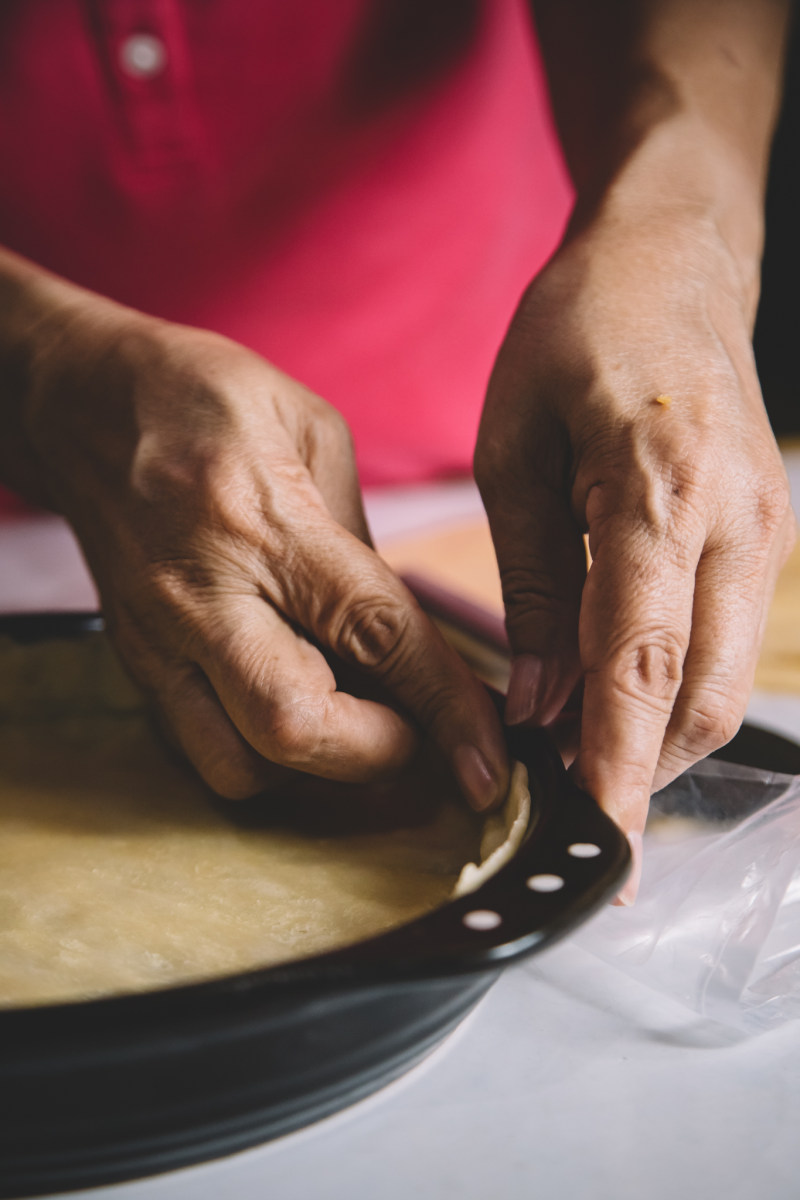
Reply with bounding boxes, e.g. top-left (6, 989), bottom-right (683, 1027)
top-left (119, 33), bottom-right (167, 79)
